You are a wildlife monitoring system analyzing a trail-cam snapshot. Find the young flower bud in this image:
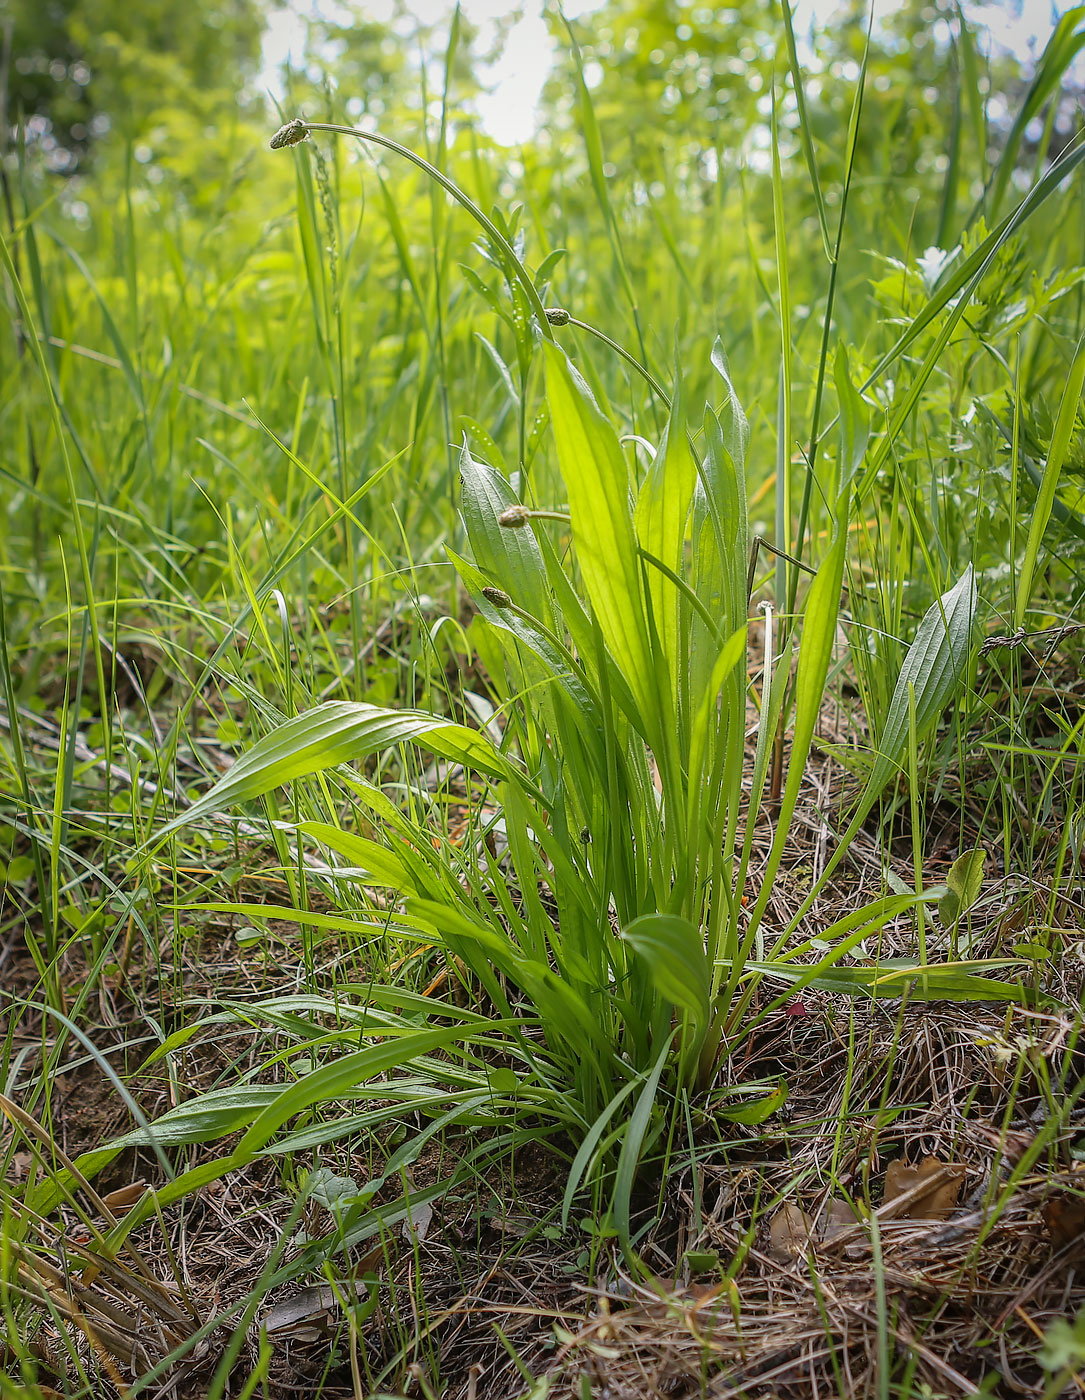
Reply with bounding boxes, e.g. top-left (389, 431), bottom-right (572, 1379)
top-left (270, 119), bottom-right (310, 150)
top-left (481, 586), bottom-right (512, 609)
top-left (545, 307), bottom-right (571, 326)
top-left (498, 505), bottom-right (530, 528)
